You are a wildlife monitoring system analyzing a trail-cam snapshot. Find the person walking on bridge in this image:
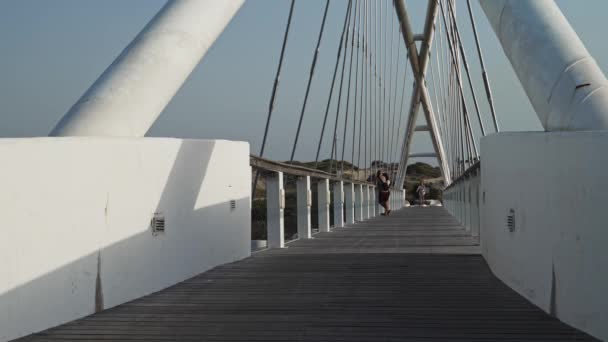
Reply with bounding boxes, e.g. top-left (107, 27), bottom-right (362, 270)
top-left (417, 180), bottom-right (427, 206)
top-left (376, 170), bottom-right (391, 216)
